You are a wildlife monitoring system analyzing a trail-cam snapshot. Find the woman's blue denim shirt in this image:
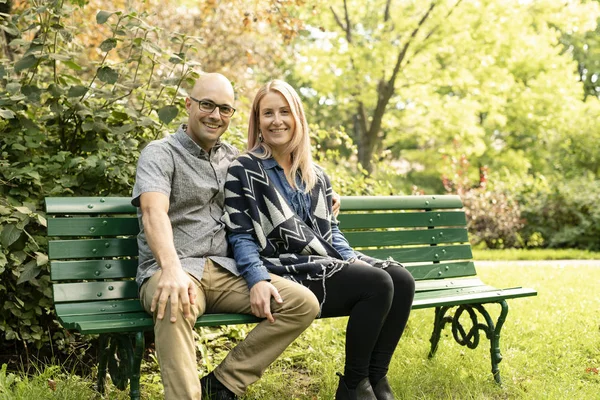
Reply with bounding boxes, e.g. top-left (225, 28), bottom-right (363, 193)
top-left (227, 157), bottom-right (355, 288)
